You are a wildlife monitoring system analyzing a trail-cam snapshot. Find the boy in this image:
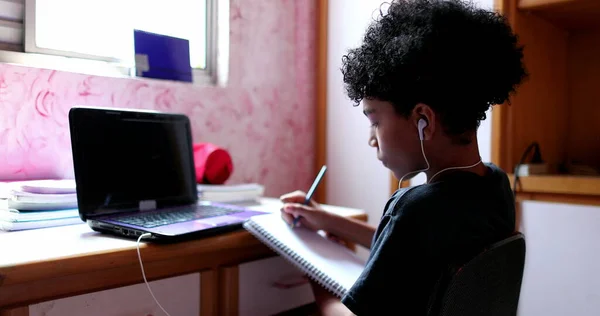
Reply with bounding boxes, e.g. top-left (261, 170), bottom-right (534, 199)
top-left (280, 0), bottom-right (527, 315)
